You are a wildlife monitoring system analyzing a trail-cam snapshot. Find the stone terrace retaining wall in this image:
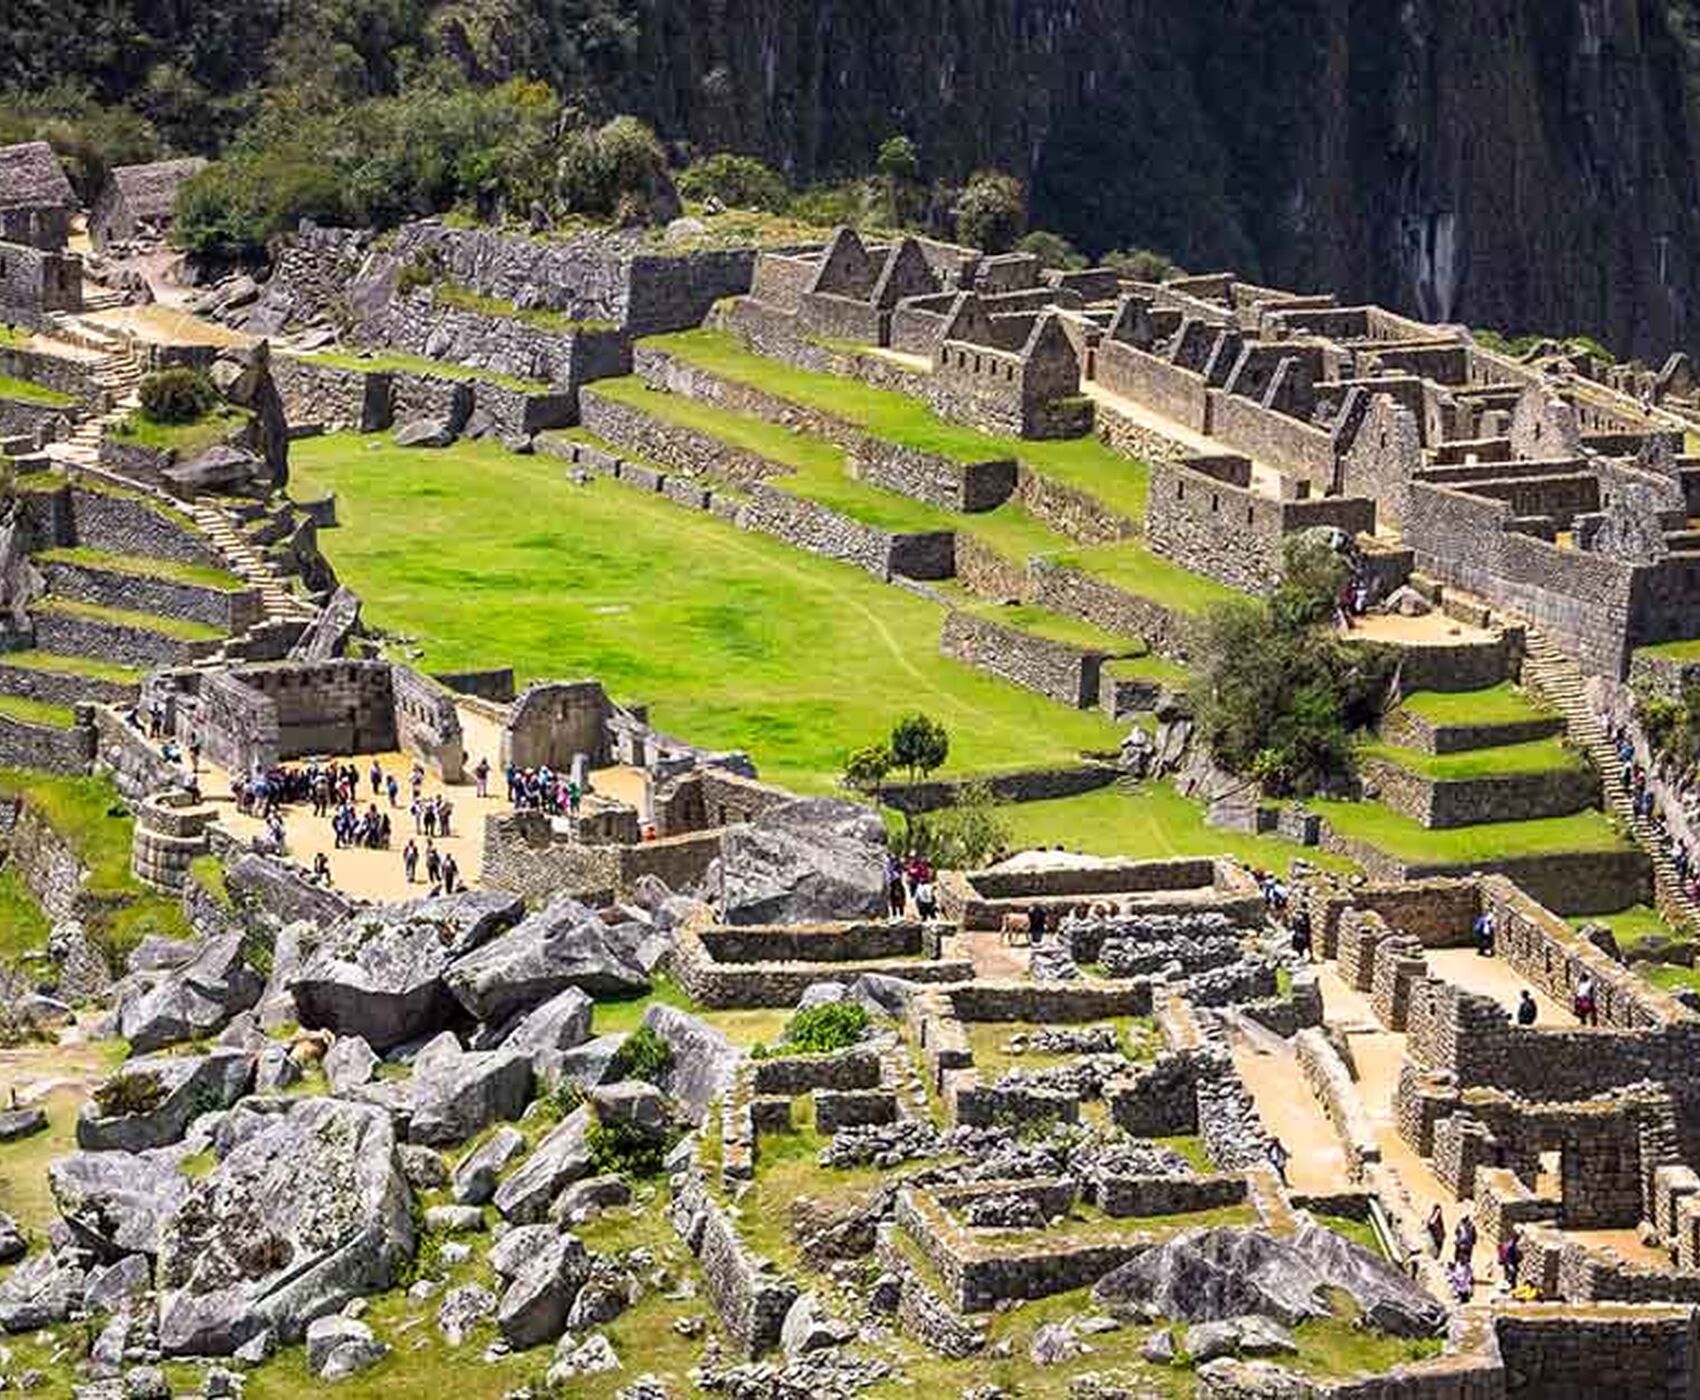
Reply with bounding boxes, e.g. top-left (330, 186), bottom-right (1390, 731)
top-left (38, 558), bottom-right (261, 634)
top-left (674, 921), bottom-right (971, 1008)
top-left (0, 797), bottom-right (88, 922)
top-left (30, 608), bottom-right (221, 669)
top-left (1013, 463), bottom-right (1139, 544)
top-left (64, 487), bottom-right (226, 570)
top-left (1389, 629), bottom-right (1524, 695)
top-left (0, 655), bottom-right (137, 708)
top-left (1029, 557), bottom-right (1202, 664)
top-left (1379, 705), bottom-right (1562, 756)
top-left (479, 813), bottom-right (722, 904)
top-left (0, 707), bottom-right (95, 775)
top-left (273, 355), bottom-right (576, 439)
top-left (1493, 1305), bottom-right (1698, 1400)
top-left (0, 398), bottom-right (71, 445)
top-left (1359, 754), bottom-right (1597, 829)
top-left (940, 609), bottom-right (1125, 707)
top-left (0, 345), bottom-right (99, 403)
top-left (671, 1170), bottom-right (798, 1357)
top-left (634, 345), bottom-right (1016, 514)
top-left (880, 762), bottom-right (1119, 816)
